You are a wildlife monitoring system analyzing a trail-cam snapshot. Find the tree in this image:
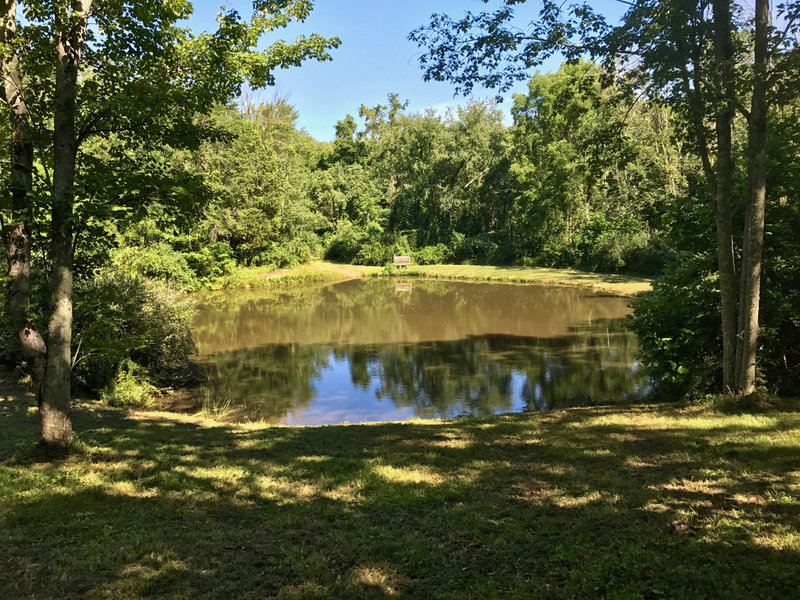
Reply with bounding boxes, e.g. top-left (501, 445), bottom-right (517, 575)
top-left (509, 61), bottom-right (686, 272)
top-left (411, 0), bottom-right (800, 396)
top-left (1, 0), bottom-right (339, 451)
top-left (0, 0), bottom-right (46, 395)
